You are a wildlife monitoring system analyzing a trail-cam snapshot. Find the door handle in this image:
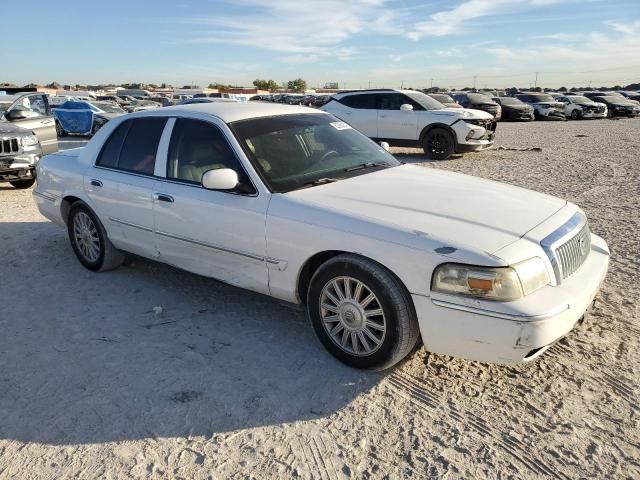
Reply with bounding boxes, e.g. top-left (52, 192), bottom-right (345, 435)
top-left (90, 179), bottom-right (103, 187)
top-left (153, 193), bottom-right (174, 203)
